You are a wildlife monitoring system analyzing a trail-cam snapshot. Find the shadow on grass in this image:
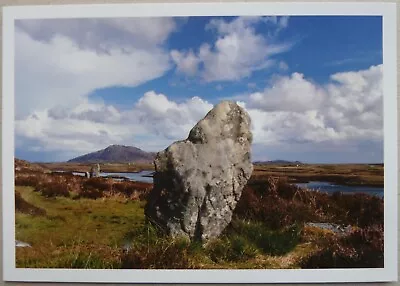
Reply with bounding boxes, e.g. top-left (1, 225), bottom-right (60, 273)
top-left (15, 192), bottom-right (46, 216)
top-left (120, 223), bottom-right (195, 269)
top-left (120, 219), bottom-right (302, 268)
top-left (206, 220), bottom-right (301, 263)
top-left (229, 220), bottom-right (301, 255)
